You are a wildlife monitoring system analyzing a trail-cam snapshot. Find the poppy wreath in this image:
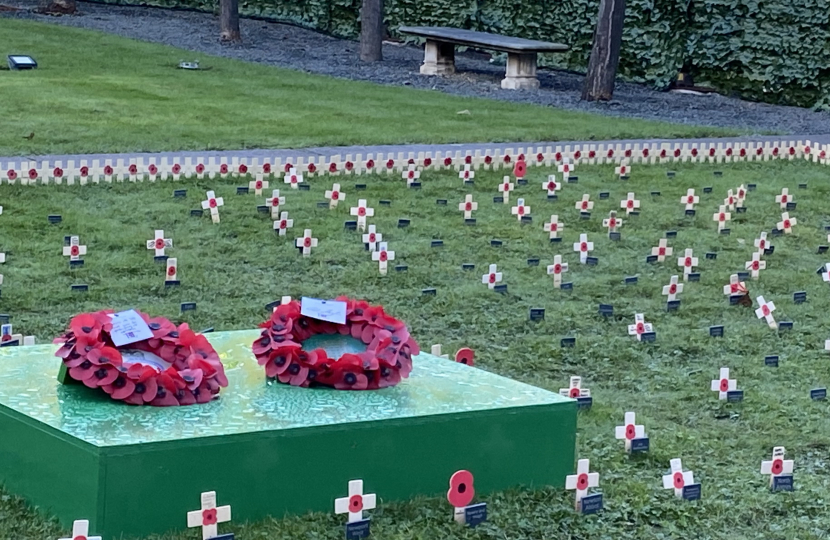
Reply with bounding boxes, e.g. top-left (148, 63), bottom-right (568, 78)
top-left (54, 310), bottom-right (228, 406)
top-left (253, 298), bottom-right (419, 390)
